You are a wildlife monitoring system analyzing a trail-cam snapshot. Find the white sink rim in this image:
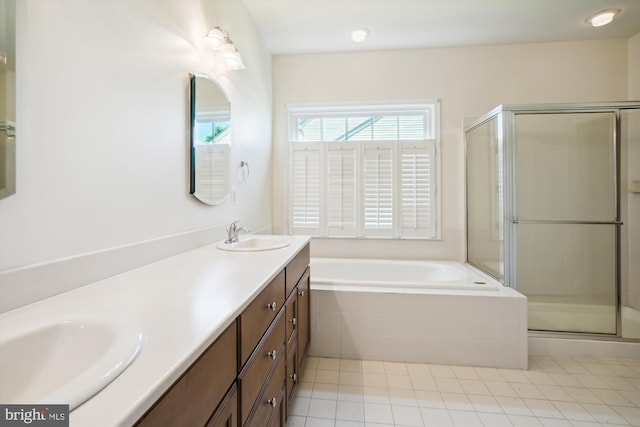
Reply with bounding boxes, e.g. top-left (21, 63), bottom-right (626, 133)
top-left (216, 236), bottom-right (291, 252)
top-left (0, 315), bottom-right (145, 411)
